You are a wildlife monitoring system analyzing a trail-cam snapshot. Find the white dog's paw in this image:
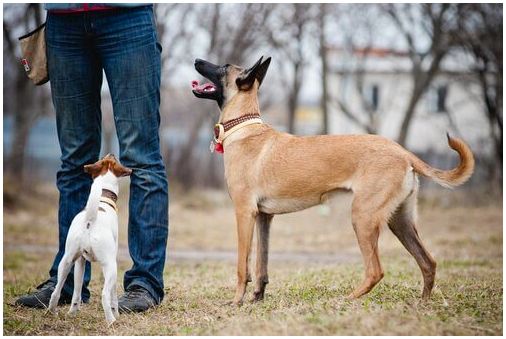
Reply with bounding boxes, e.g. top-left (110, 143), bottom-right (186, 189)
top-left (106, 315), bottom-right (116, 326)
top-left (68, 303), bottom-right (80, 315)
top-left (47, 299), bottom-right (58, 314)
